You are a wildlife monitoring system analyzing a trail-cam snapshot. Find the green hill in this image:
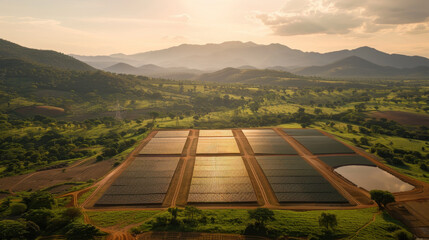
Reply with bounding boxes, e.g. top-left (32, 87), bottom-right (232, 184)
top-left (0, 58), bottom-right (136, 95)
top-left (196, 68), bottom-right (302, 85)
top-left (0, 39), bottom-right (94, 71)
top-left (294, 56), bottom-right (429, 78)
